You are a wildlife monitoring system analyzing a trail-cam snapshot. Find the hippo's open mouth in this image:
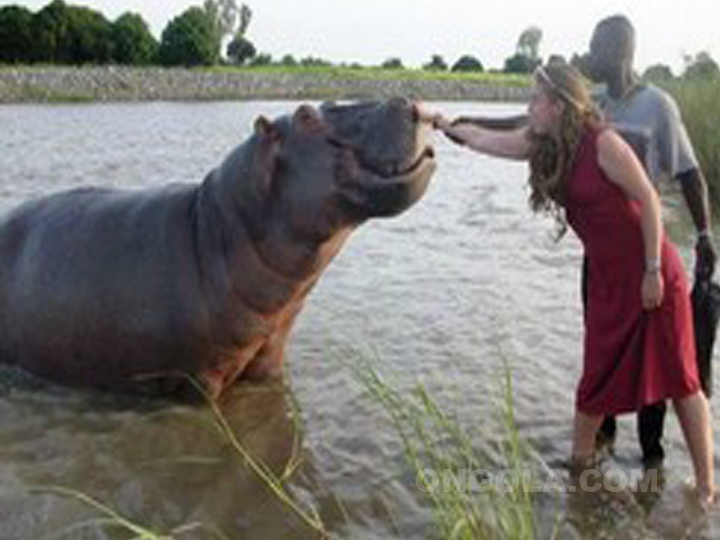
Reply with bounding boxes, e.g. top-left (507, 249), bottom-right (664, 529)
top-left (359, 146), bottom-right (436, 179)
top-left (328, 136), bottom-right (435, 181)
